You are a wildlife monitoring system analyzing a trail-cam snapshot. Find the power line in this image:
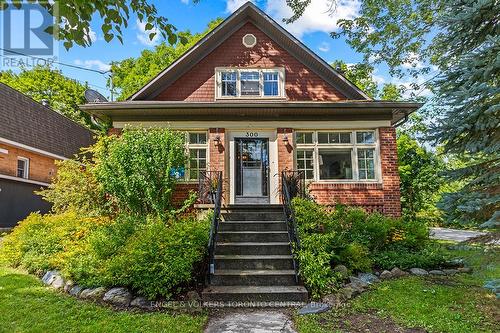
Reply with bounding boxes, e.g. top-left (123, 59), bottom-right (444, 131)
top-left (0, 48), bottom-right (110, 74)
